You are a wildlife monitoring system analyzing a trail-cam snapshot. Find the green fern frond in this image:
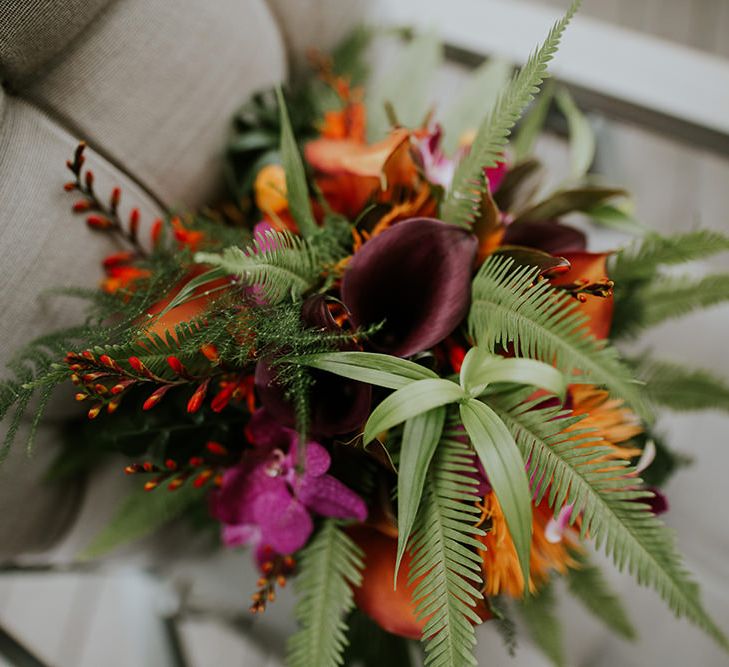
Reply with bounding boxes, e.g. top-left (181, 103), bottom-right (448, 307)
top-left (287, 520), bottom-right (364, 667)
top-left (442, 0), bottom-right (581, 227)
top-left (614, 273), bottom-right (729, 338)
top-left (518, 582), bottom-right (565, 667)
top-left (638, 358), bottom-right (729, 413)
top-left (409, 436), bottom-right (486, 667)
top-left (610, 230), bottom-right (729, 283)
top-left (566, 551), bottom-right (636, 640)
top-left (469, 255), bottom-right (649, 419)
top-left (487, 391), bottom-right (727, 647)
top-left (195, 230), bottom-right (320, 304)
